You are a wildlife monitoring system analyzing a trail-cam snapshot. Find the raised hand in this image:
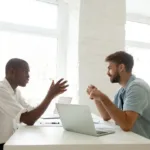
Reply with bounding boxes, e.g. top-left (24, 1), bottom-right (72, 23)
top-left (47, 78), bottom-right (69, 99)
